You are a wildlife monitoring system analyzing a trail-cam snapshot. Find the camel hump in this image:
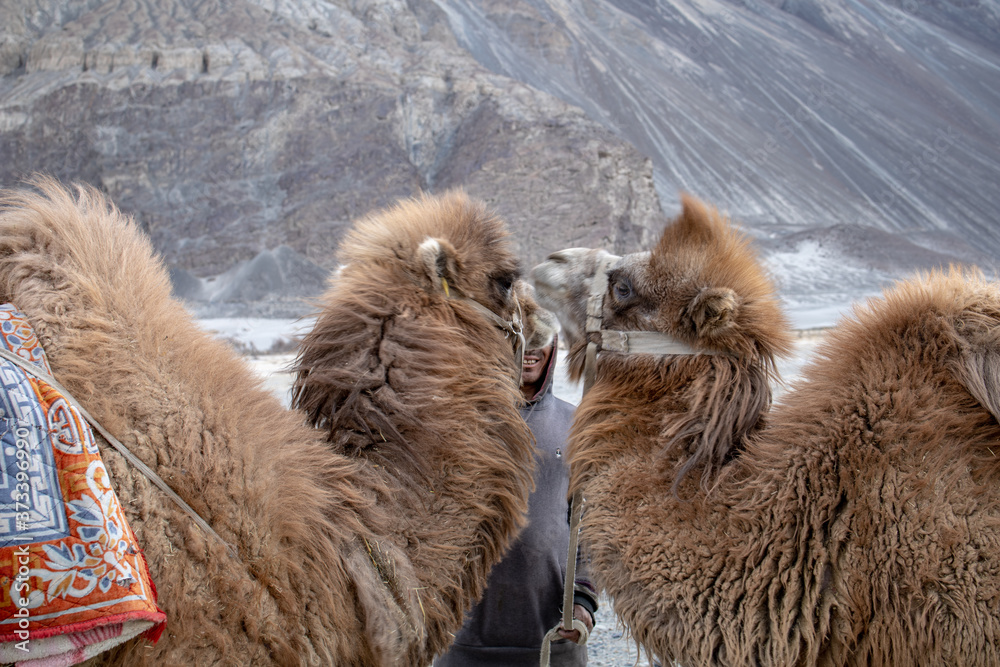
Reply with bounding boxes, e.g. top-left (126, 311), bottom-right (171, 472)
top-left (833, 269), bottom-right (1000, 474)
top-left (0, 175), bottom-right (170, 316)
